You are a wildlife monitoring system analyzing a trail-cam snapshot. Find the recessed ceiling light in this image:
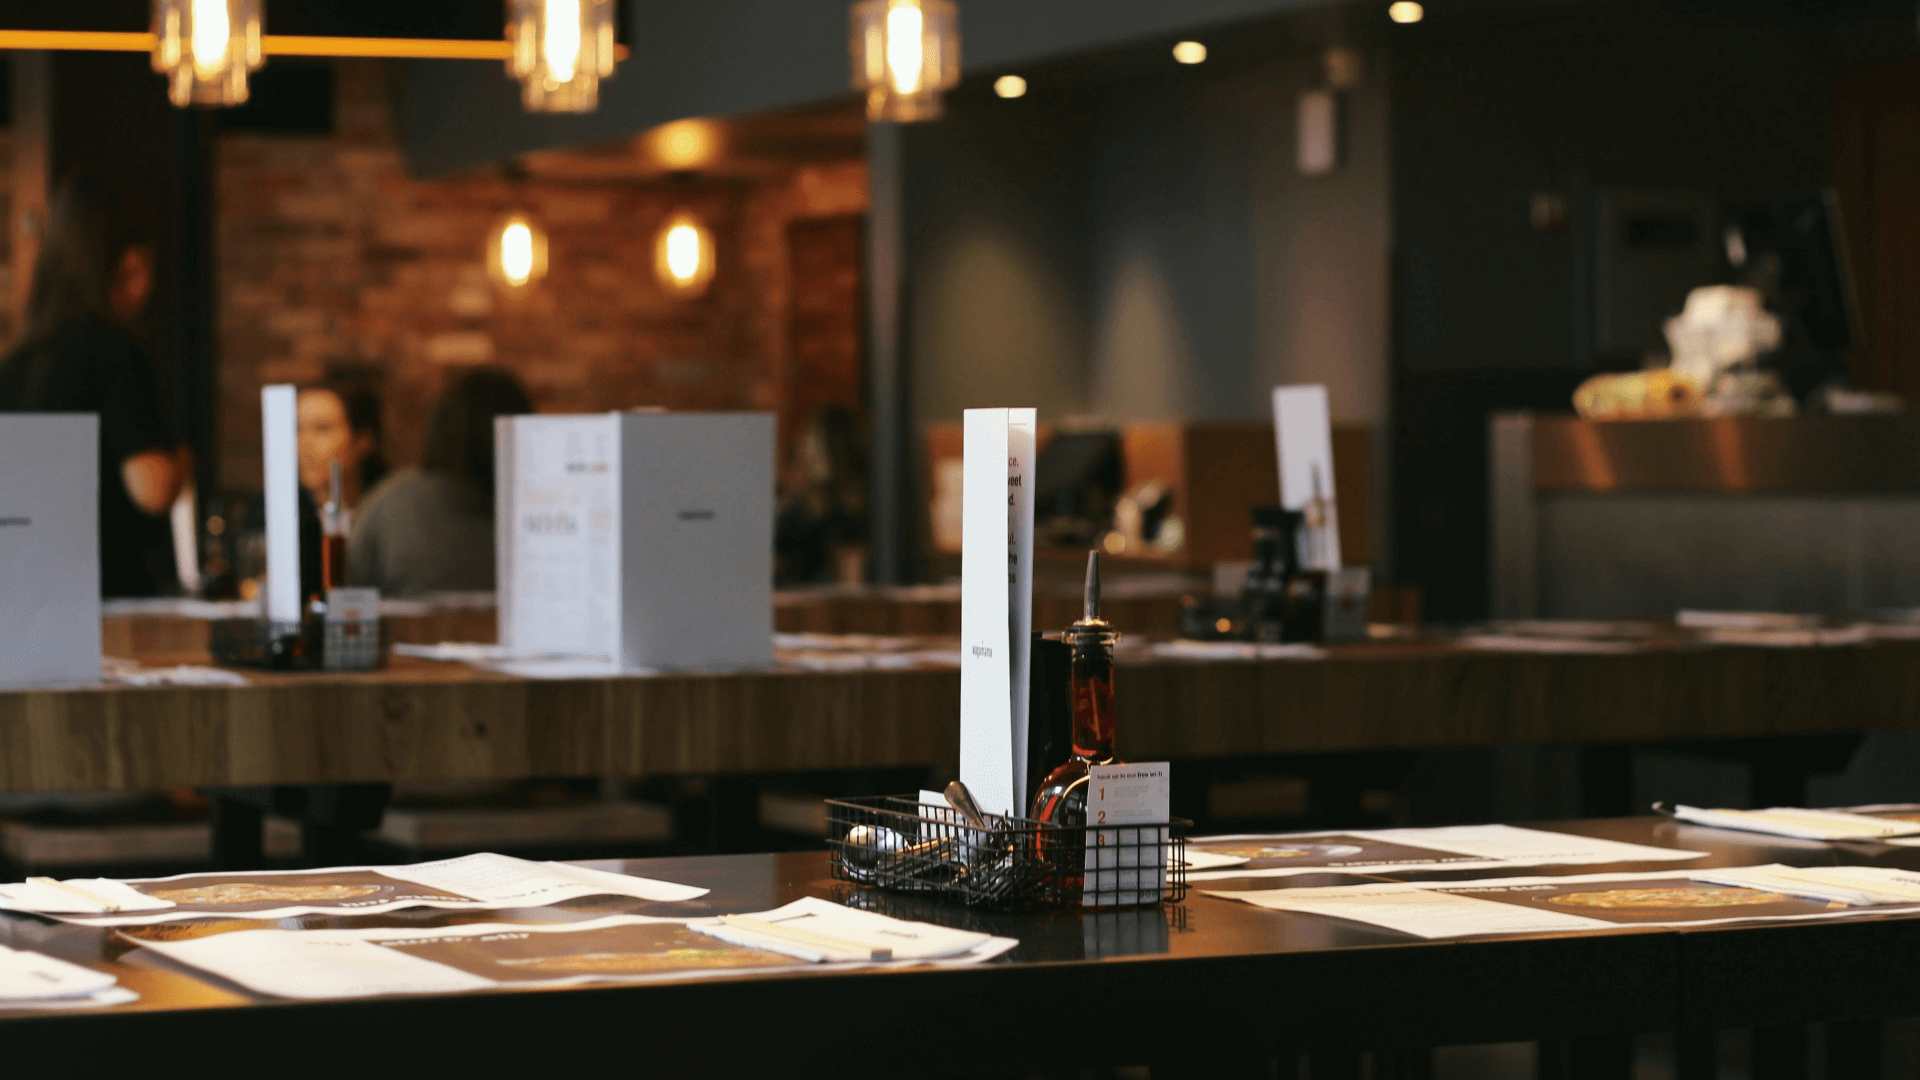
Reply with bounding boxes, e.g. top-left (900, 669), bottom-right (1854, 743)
top-left (994, 74), bottom-right (1027, 98)
top-left (1172, 41), bottom-right (1207, 64)
top-left (1388, 2), bottom-right (1425, 24)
